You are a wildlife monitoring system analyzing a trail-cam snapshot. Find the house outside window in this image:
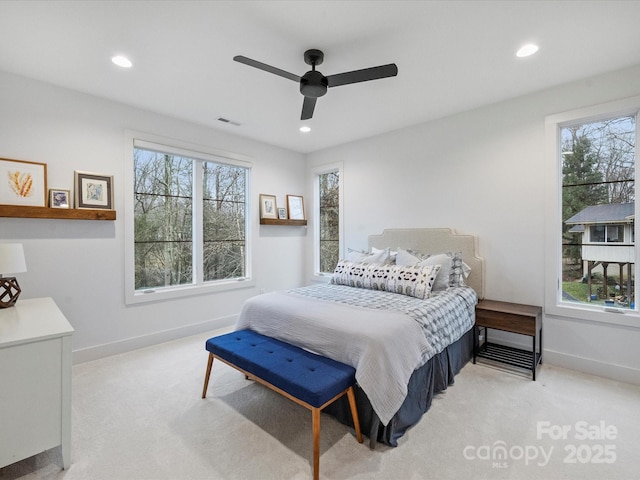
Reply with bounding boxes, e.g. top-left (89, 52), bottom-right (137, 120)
top-left (553, 106), bottom-right (637, 317)
top-left (125, 136), bottom-right (253, 304)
